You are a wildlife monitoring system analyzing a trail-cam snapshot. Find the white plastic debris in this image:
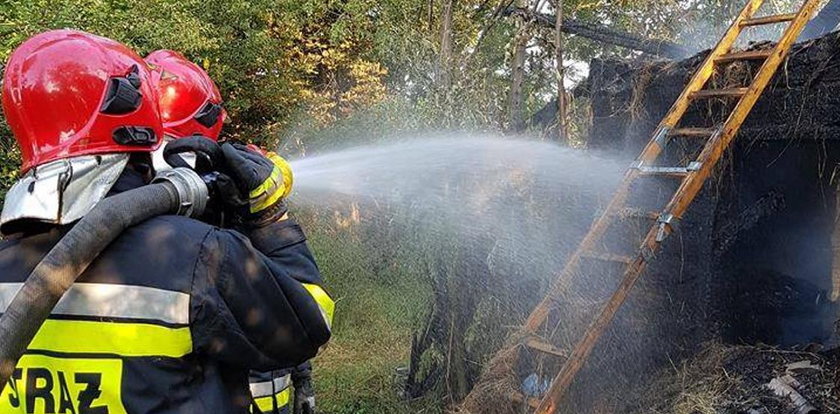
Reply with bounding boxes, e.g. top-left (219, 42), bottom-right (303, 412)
top-left (766, 374), bottom-right (819, 414)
